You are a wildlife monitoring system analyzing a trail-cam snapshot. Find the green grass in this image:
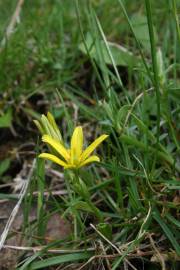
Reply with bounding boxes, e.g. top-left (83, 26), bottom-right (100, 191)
top-left (0, 0), bottom-right (180, 269)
